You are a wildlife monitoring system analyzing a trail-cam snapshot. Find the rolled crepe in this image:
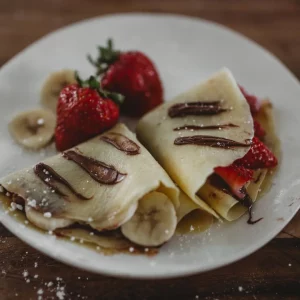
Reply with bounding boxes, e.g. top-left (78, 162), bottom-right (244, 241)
top-left (0, 124), bottom-right (179, 232)
top-left (255, 100), bottom-right (281, 198)
top-left (198, 99), bottom-right (279, 221)
top-left (176, 191), bottom-right (214, 233)
top-left (137, 68), bottom-right (254, 218)
top-left (255, 100), bottom-right (281, 160)
top-left (198, 170), bottom-right (267, 221)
